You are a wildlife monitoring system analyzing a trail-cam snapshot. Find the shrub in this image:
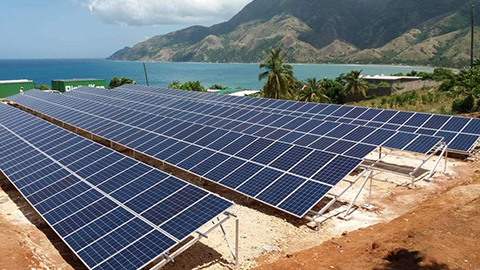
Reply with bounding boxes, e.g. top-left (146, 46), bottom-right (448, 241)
top-left (109, 77), bottom-right (136, 89)
top-left (168, 81), bottom-right (206, 92)
top-left (439, 79), bottom-right (454, 92)
top-left (35, 84), bottom-right (51, 90)
top-left (210, 84), bottom-right (230, 90)
top-left (452, 95), bottom-right (475, 113)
